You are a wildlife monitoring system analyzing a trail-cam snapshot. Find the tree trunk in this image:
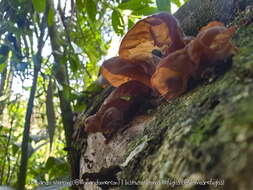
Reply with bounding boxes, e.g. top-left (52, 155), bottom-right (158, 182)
top-left (46, 0), bottom-right (80, 189)
top-left (17, 9), bottom-right (47, 190)
top-left (74, 0), bottom-right (253, 190)
top-left (17, 54), bottom-right (42, 190)
top-left (174, 0), bottom-right (253, 35)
